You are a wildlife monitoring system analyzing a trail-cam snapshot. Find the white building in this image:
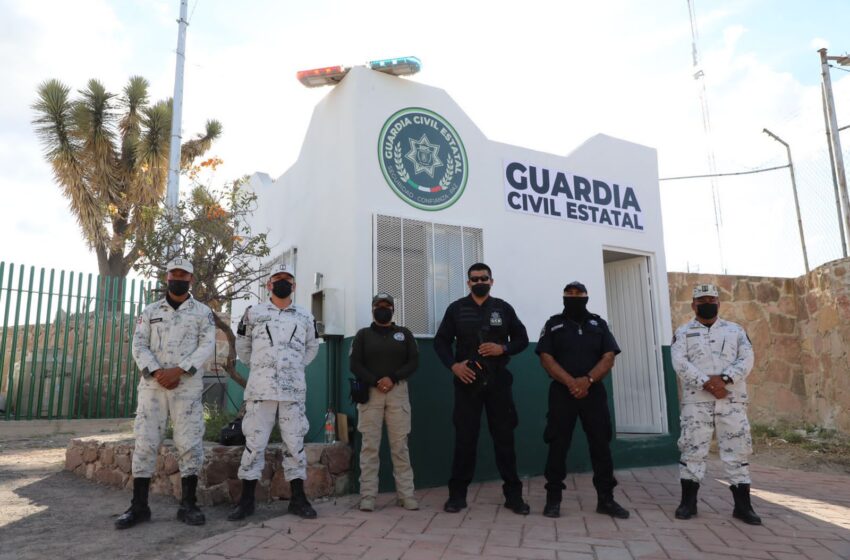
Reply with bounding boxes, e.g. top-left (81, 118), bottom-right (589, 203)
top-left (235, 65), bottom-right (678, 482)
